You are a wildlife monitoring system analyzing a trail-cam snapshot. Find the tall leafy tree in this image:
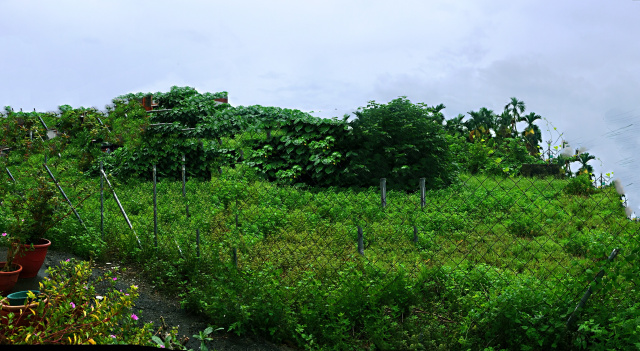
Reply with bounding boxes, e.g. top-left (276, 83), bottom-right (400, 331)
top-left (521, 112), bottom-right (542, 131)
top-left (521, 112), bottom-right (542, 157)
top-left (504, 97), bottom-right (526, 135)
top-left (464, 110), bottom-right (483, 141)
